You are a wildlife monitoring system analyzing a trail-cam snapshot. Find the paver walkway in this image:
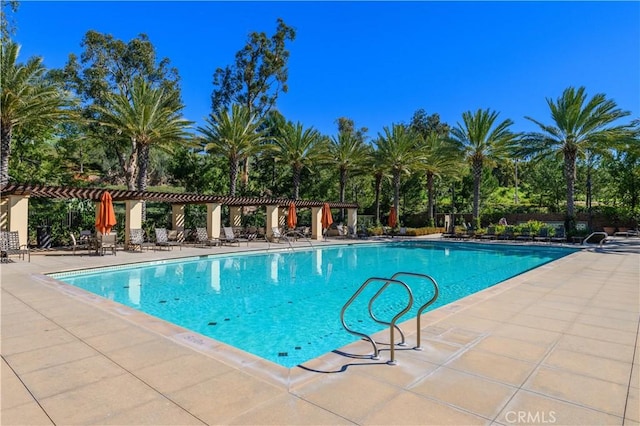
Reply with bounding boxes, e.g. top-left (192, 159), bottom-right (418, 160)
top-left (1, 237), bottom-right (638, 425)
